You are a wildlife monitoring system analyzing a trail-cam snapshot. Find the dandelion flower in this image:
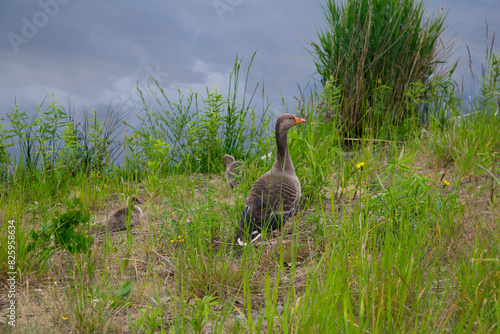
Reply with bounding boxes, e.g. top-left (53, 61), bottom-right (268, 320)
top-left (356, 162), bottom-right (365, 169)
top-left (443, 180), bottom-right (450, 186)
top-left (62, 317), bottom-right (67, 320)
top-left (171, 239), bottom-right (174, 243)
